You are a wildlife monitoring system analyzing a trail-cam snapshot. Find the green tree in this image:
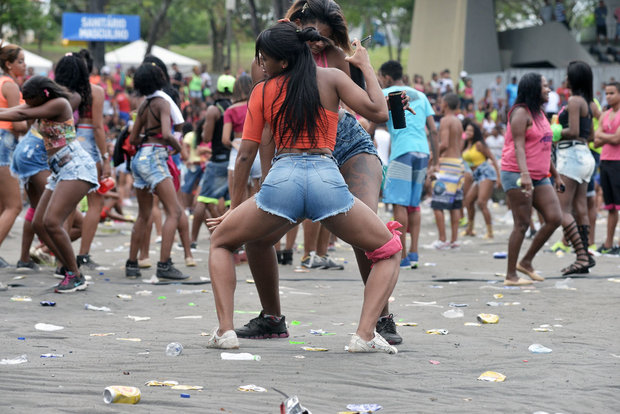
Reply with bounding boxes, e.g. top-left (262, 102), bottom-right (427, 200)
top-left (0, 0), bottom-right (47, 44)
